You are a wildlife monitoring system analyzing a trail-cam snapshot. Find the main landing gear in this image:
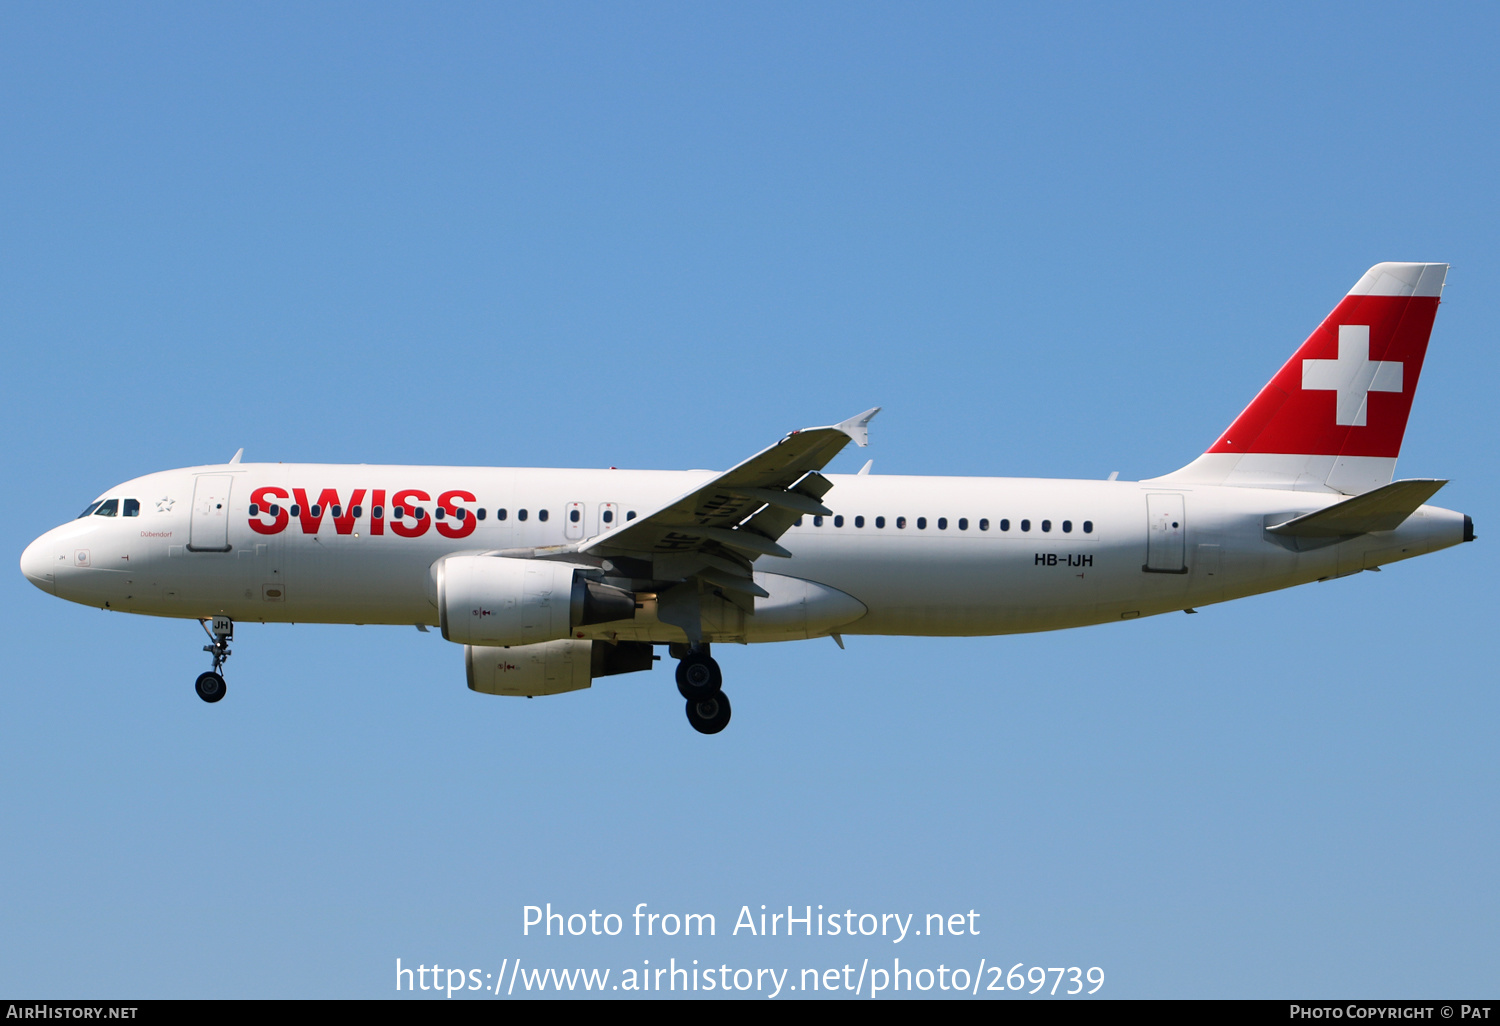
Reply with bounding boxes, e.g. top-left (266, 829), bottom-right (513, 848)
top-left (674, 645), bottom-right (730, 735)
top-left (685, 691), bottom-right (731, 735)
top-left (195, 616), bottom-right (232, 704)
